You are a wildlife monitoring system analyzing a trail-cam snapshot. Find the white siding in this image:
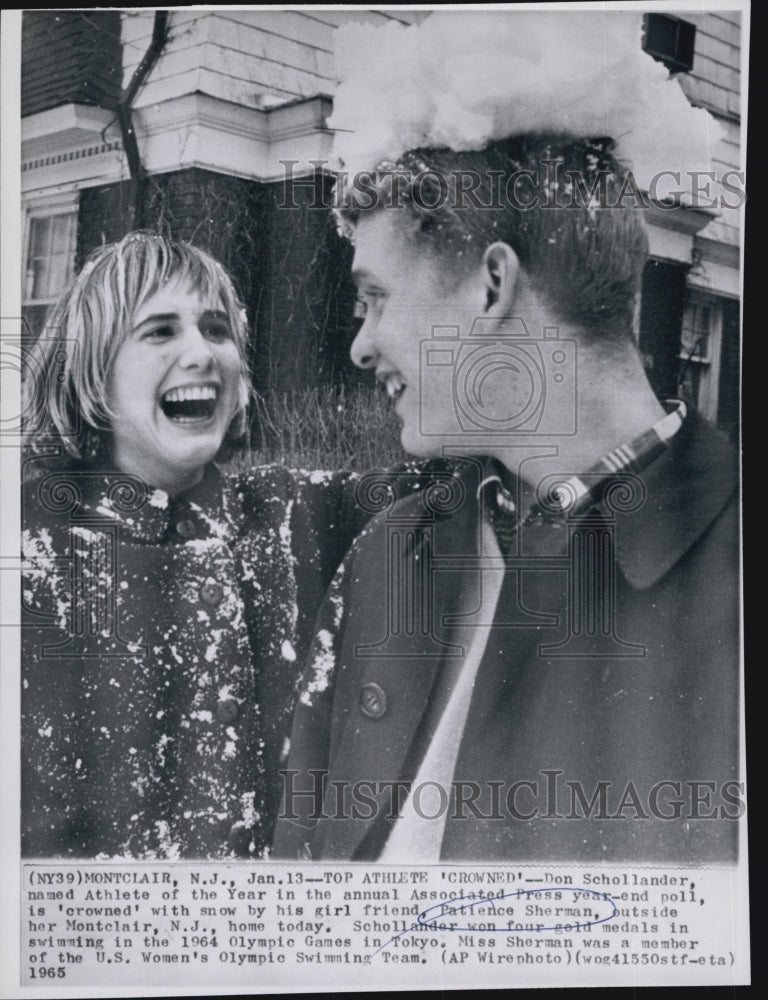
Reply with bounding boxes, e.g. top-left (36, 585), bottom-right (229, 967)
top-left (125, 10), bottom-right (429, 112)
top-left (677, 15), bottom-right (744, 250)
top-left (679, 12), bottom-right (742, 120)
top-left (124, 11), bottom-right (742, 124)
top-left (119, 9), bottom-right (743, 252)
